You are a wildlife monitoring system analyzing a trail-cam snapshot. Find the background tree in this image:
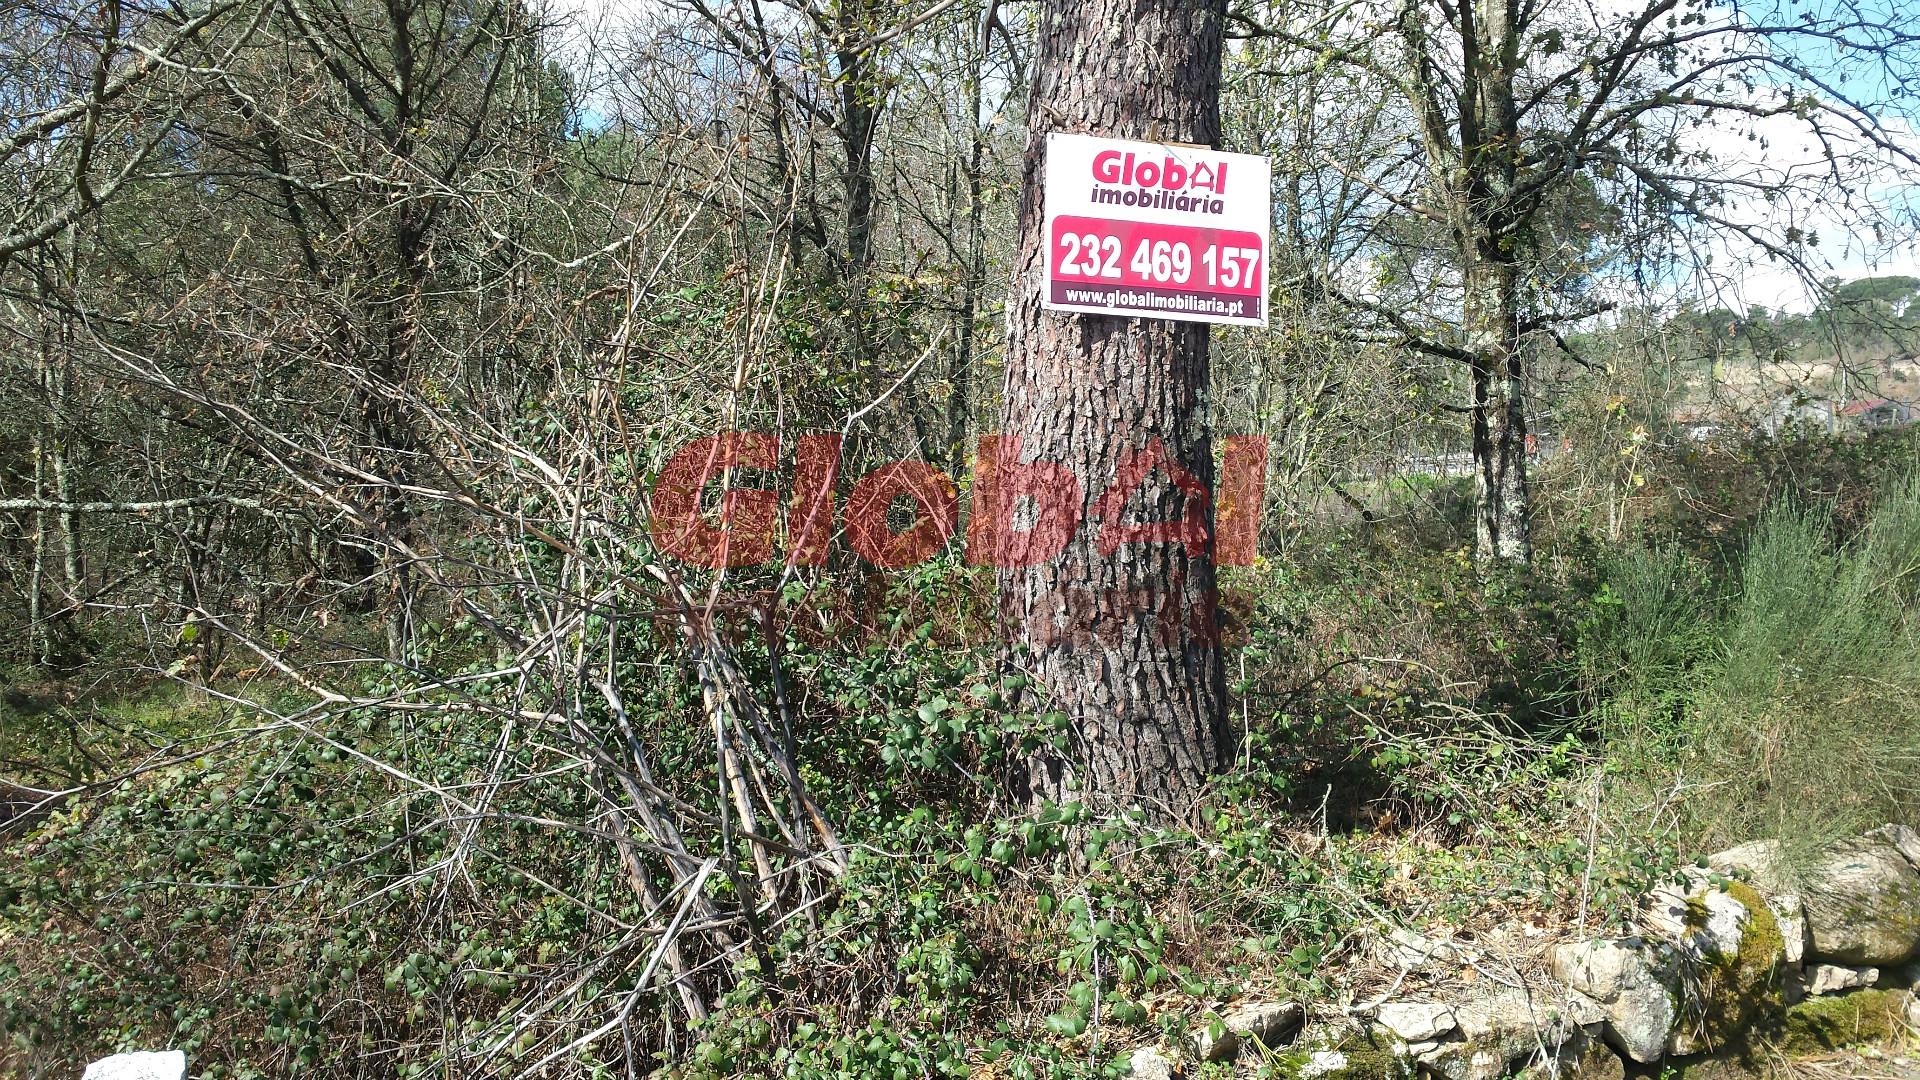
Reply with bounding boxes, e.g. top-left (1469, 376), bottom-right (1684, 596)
top-left (1239, 0), bottom-right (1920, 563)
top-left (658, 0), bottom-right (1018, 454)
